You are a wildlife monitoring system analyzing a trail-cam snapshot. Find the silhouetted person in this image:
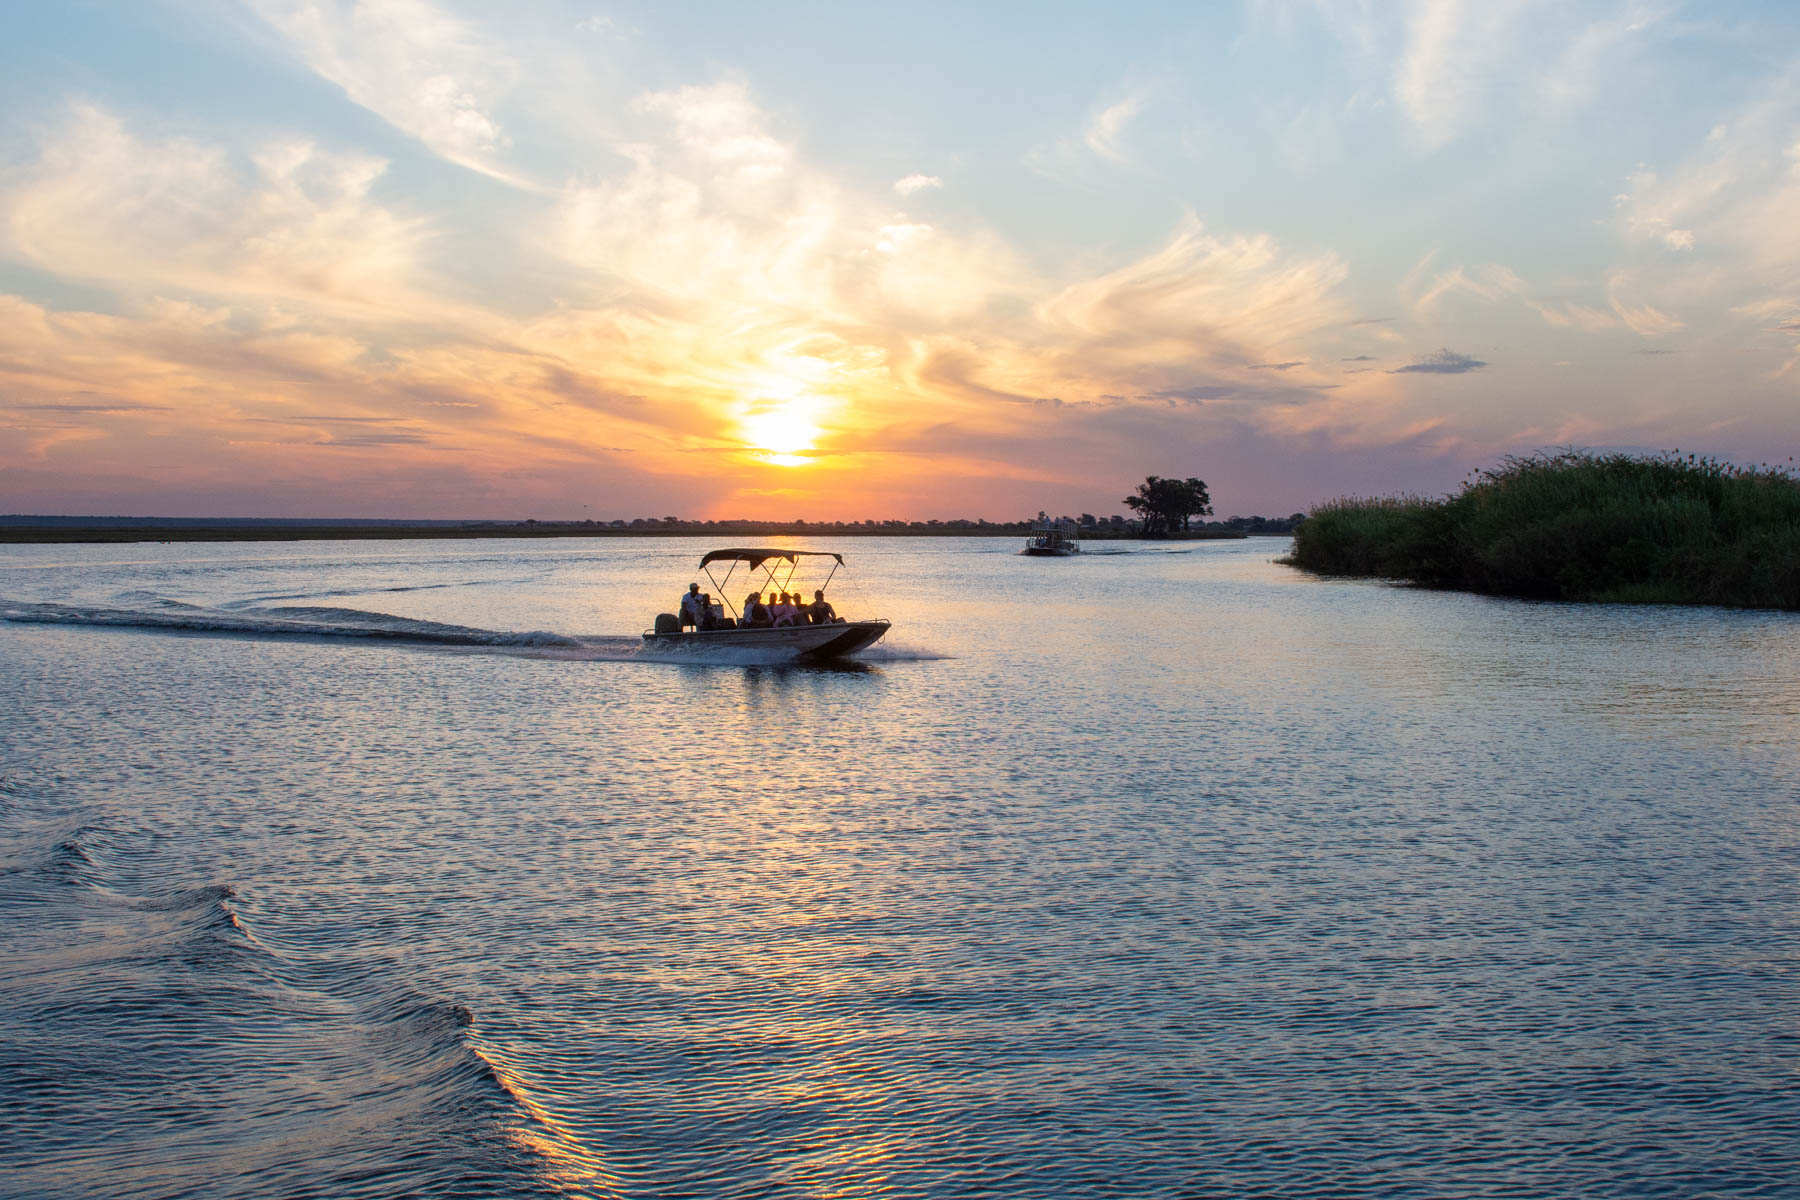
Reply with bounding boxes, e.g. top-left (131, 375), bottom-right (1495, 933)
top-left (807, 589), bottom-right (838, 624)
top-left (679, 583), bottom-right (706, 630)
top-left (744, 591), bottom-right (772, 627)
